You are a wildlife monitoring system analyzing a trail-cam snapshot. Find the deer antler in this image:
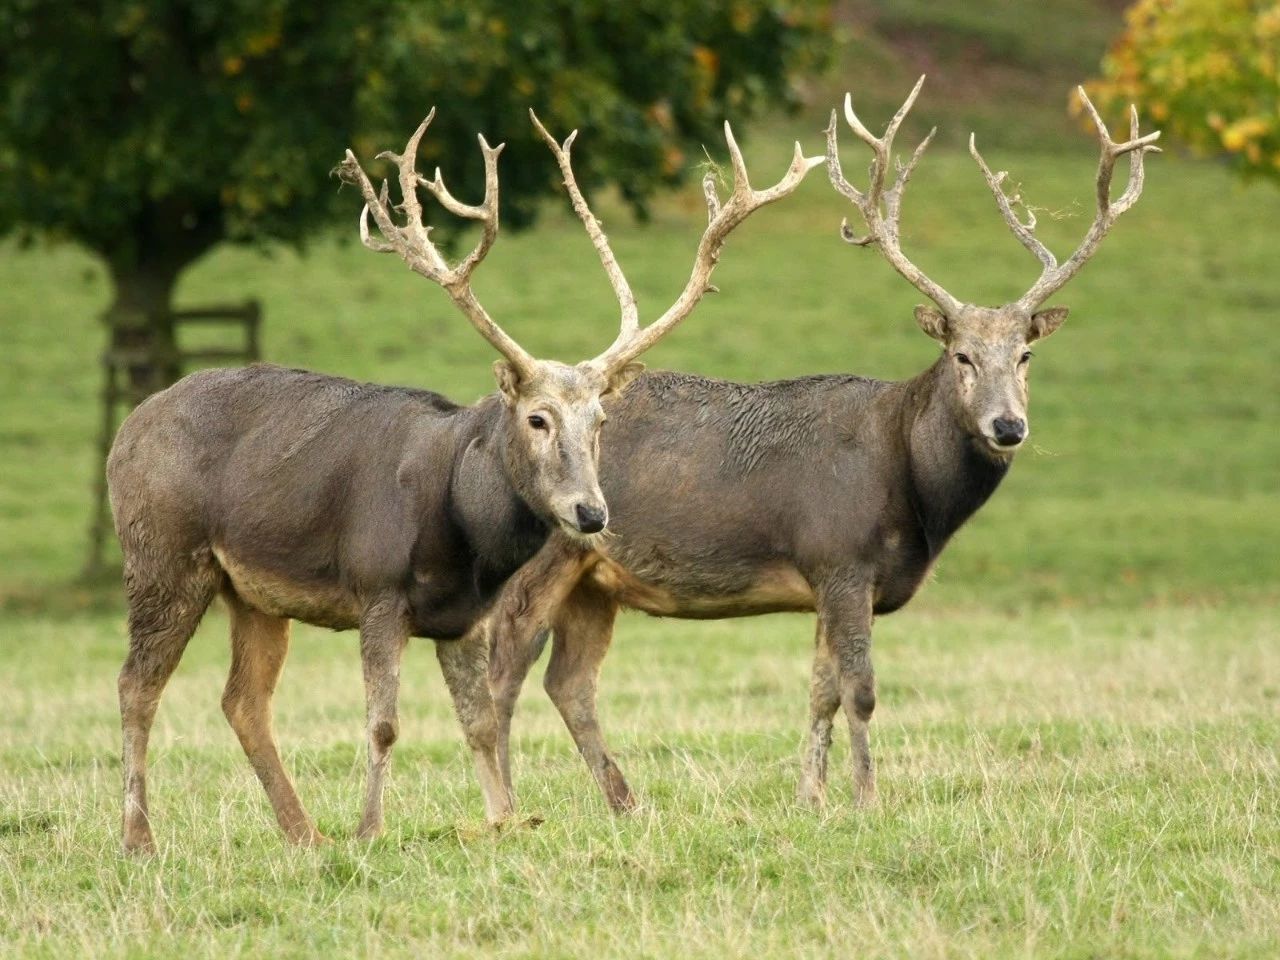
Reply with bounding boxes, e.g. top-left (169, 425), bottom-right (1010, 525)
top-left (826, 76), bottom-right (962, 316)
top-left (337, 110), bottom-right (537, 378)
top-left (968, 87), bottom-right (1161, 311)
top-left (830, 80), bottom-right (1162, 316)
top-left (529, 111), bottom-right (641, 345)
top-left (531, 112), bottom-right (823, 375)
